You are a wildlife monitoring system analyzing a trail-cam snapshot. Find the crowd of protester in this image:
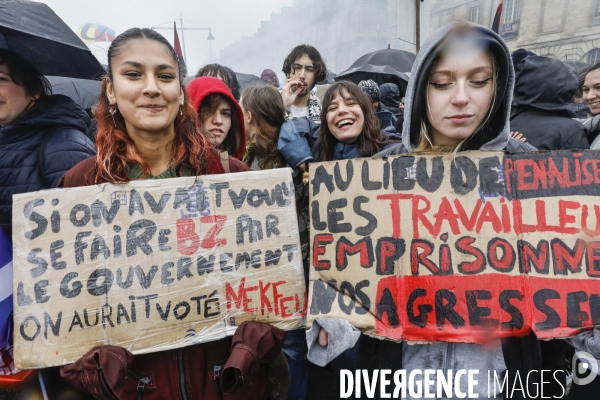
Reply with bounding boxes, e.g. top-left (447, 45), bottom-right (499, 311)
top-left (3, 19), bottom-right (600, 400)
